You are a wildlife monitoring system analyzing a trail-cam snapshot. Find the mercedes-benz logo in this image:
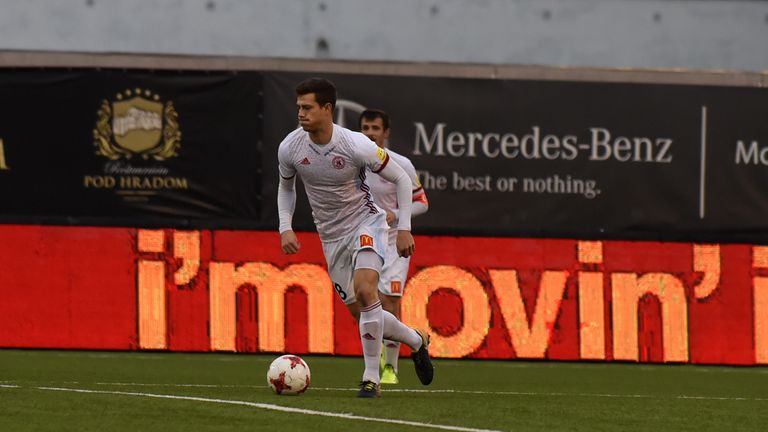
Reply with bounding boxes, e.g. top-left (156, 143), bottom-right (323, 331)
top-left (334, 99), bottom-right (367, 129)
